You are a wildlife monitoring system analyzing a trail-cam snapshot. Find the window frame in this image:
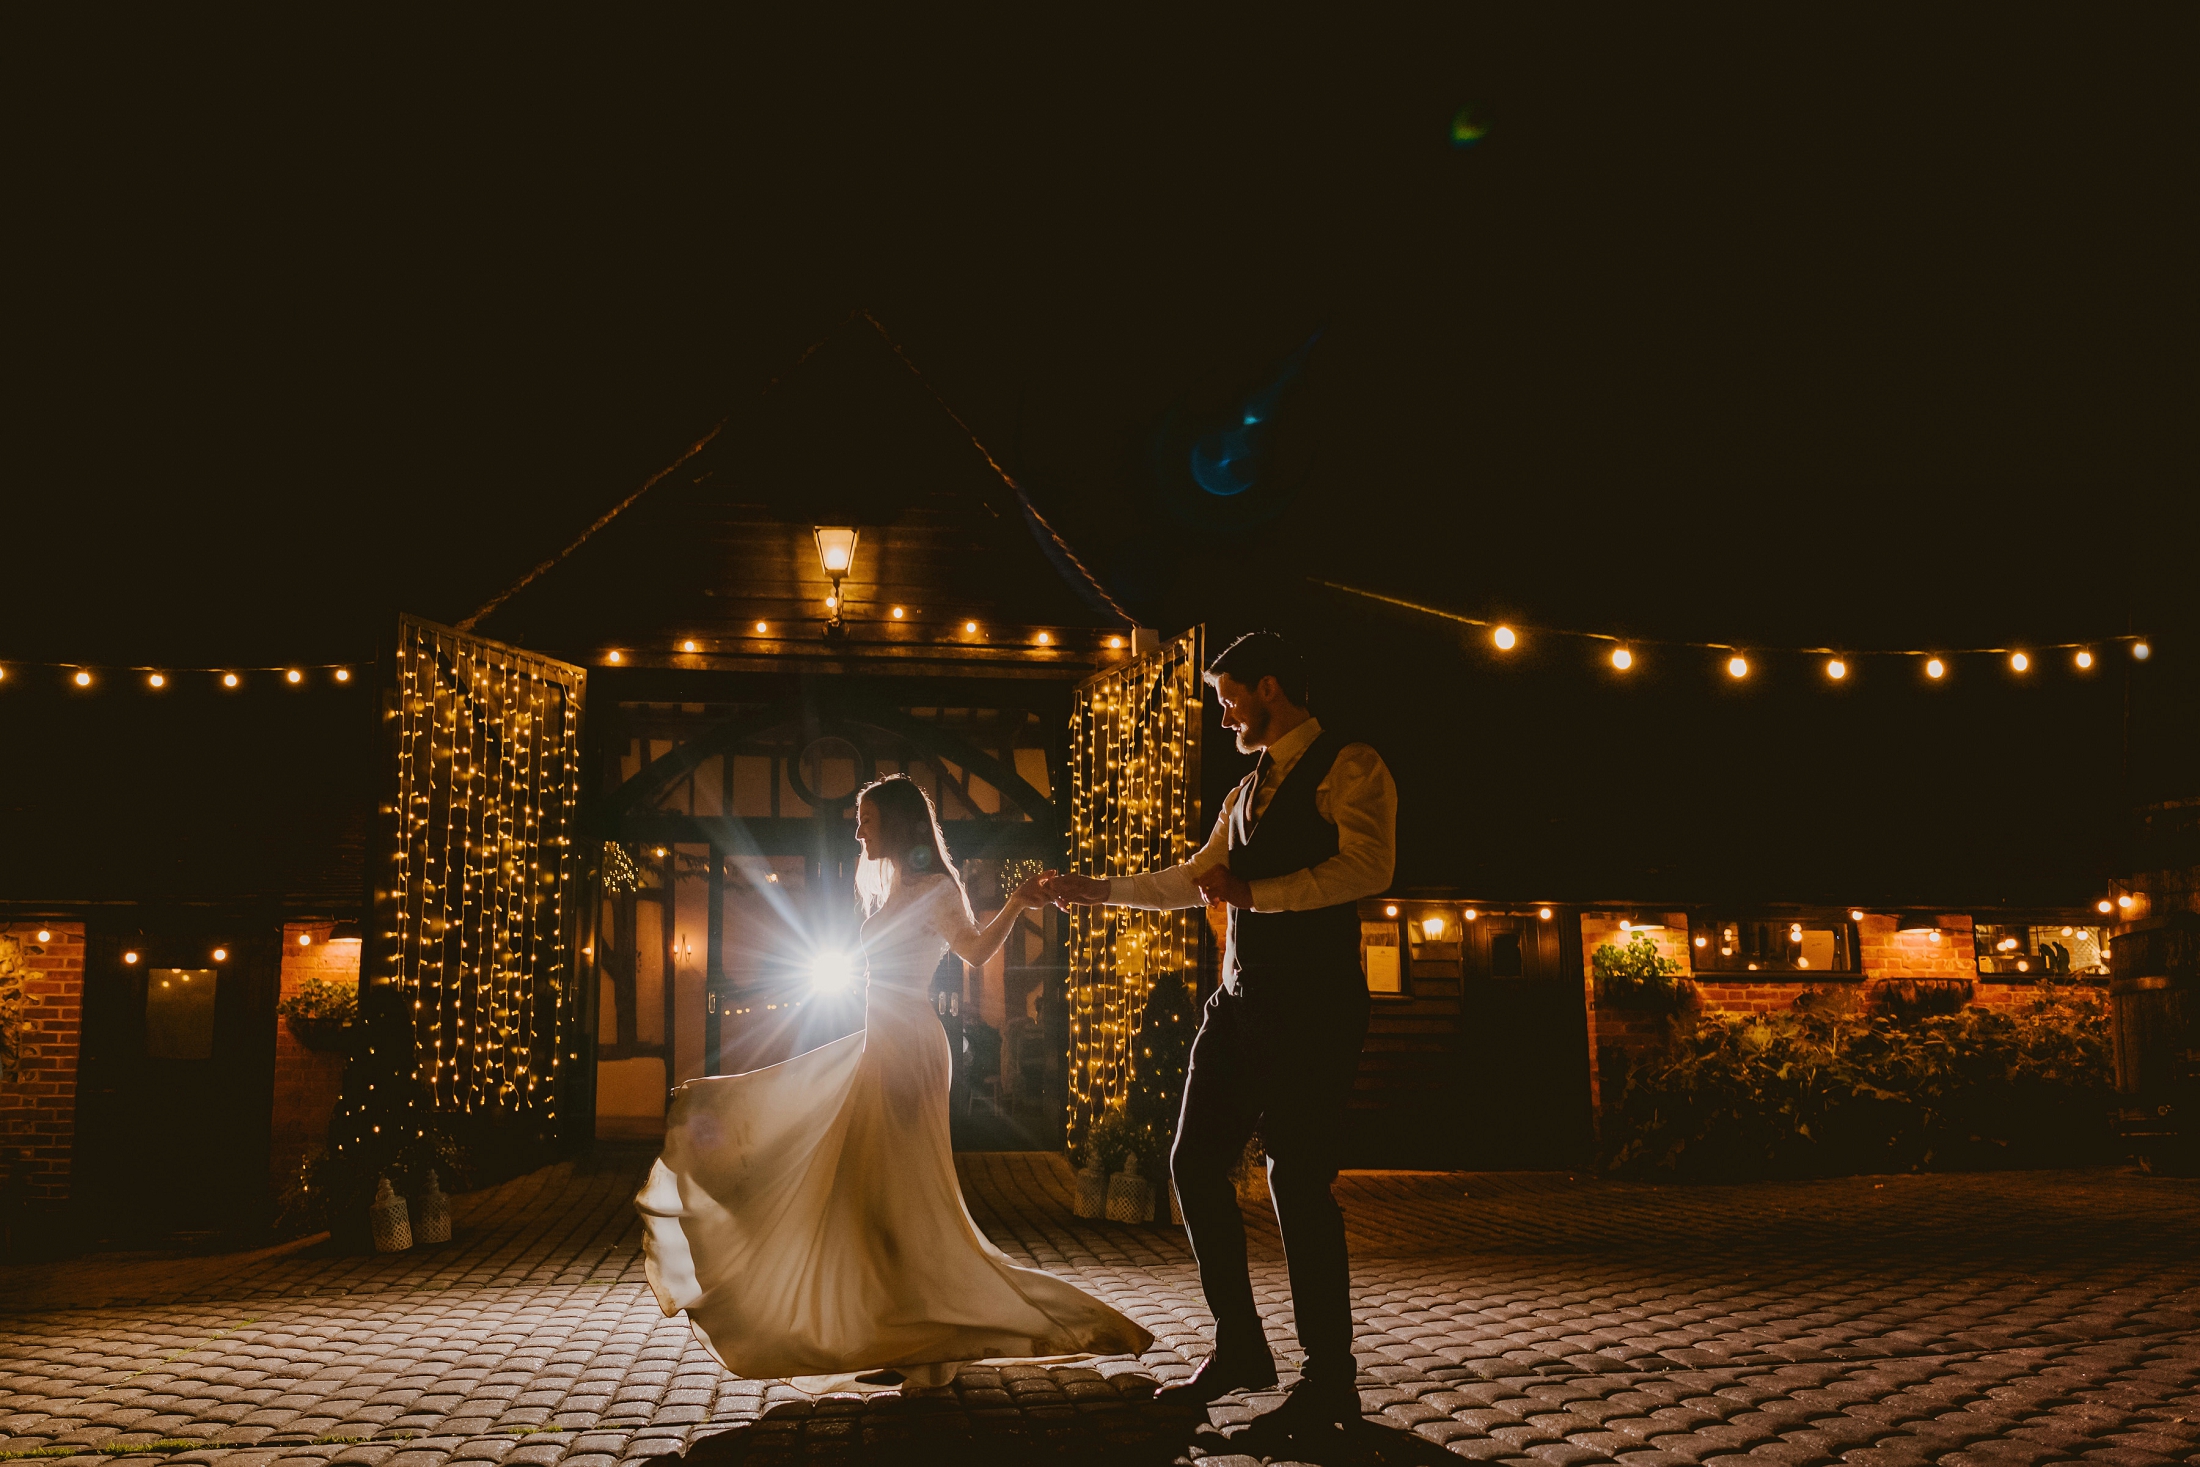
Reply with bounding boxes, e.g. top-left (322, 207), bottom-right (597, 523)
top-left (1688, 914), bottom-right (1864, 979)
top-left (1361, 914), bottom-right (1408, 997)
top-left (1971, 919), bottom-right (2109, 981)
